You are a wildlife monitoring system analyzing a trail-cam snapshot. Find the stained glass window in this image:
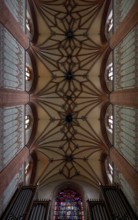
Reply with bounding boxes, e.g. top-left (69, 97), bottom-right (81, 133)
top-left (54, 188), bottom-right (84, 220)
